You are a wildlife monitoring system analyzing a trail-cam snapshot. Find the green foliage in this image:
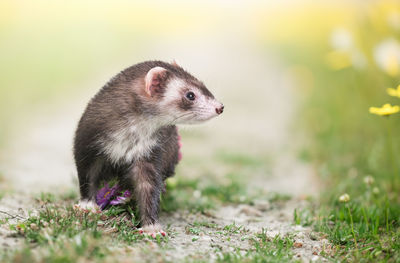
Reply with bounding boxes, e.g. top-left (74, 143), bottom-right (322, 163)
top-left (311, 196), bottom-right (400, 261)
top-left (36, 189), bottom-right (79, 204)
top-left (223, 222), bottom-right (243, 235)
top-left (192, 221), bottom-right (218, 229)
top-left (267, 4), bottom-right (400, 261)
top-left (216, 231), bottom-right (297, 263)
top-left (2, 236), bottom-right (108, 263)
top-left (293, 207), bottom-right (313, 227)
top-left (161, 174), bottom-right (250, 213)
top-left (1, 201), bottom-right (167, 263)
top-left (267, 192), bottom-right (292, 203)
